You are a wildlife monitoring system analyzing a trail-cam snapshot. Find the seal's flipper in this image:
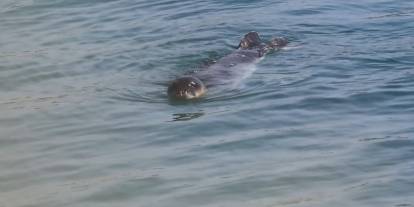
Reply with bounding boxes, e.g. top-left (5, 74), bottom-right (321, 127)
top-left (257, 36), bottom-right (288, 56)
top-left (238, 31), bottom-right (262, 49)
top-left (268, 37), bottom-right (288, 49)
